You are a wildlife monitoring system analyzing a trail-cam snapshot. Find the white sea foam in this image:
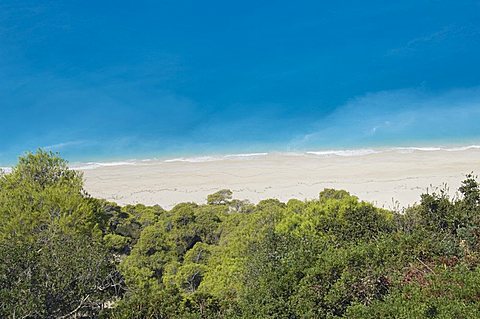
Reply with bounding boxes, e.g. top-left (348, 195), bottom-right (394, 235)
top-left (66, 144), bottom-right (480, 169)
top-left (444, 145), bottom-right (480, 152)
top-left (71, 161), bottom-right (137, 170)
top-left (390, 145), bottom-right (480, 154)
top-left (304, 145), bottom-right (480, 157)
top-left (223, 152), bottom-right (268, 158)
top-left (390, 147), bottom-right (442, 153)
top-left (306, 149), bottom-right (380, 157)
top-left (164, 156), bottom-right (220, 163)
top-left (164, 152), bottom-right (269, 163)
